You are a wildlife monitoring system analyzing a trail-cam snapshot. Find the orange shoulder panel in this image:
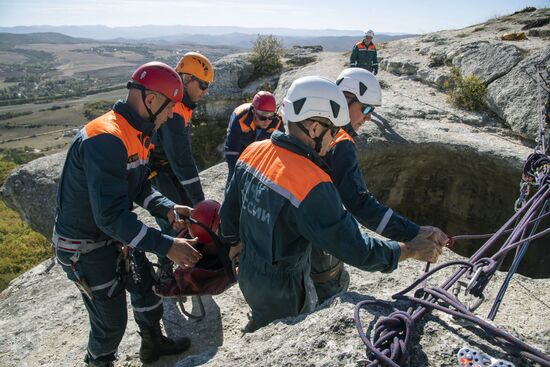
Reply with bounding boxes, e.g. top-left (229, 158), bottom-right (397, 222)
top-left (173, 102), bottom-right (193, 127)
top-left (329, 129), bottom-right (355, 149)
top-left (83, 111), bottom-right (151, 161)
top-left (235, 103), bottom-right (254, 133)
top-left (266, 114), bottom-right (283, 133)
top-left (368, 43), bottom-right (377, 50)
top-left (239, 140), bottom-right (331, 206)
